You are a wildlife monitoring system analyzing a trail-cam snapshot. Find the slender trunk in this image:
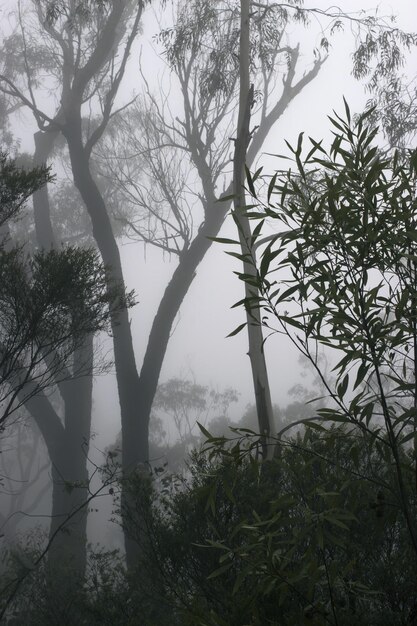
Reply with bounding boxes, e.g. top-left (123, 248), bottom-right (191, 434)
top-left (133, 36), bottom-right (325, 458)
top-left (47, 336), bottom-right (93, 587)
top-left (15, 340), bottom-right (93, 588)
top-left (65, 127), bottom-right (148, 467)
top-left (233, 0), bottom-right (274, 458)
top-left (30, 126), bottom-right (95, 583)
top-left (33, 129), bottom-right (58, 250)
top-left (136, 207), bottom-right (226, 423)
top-left (64, 122), bottom-right (147, 571)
